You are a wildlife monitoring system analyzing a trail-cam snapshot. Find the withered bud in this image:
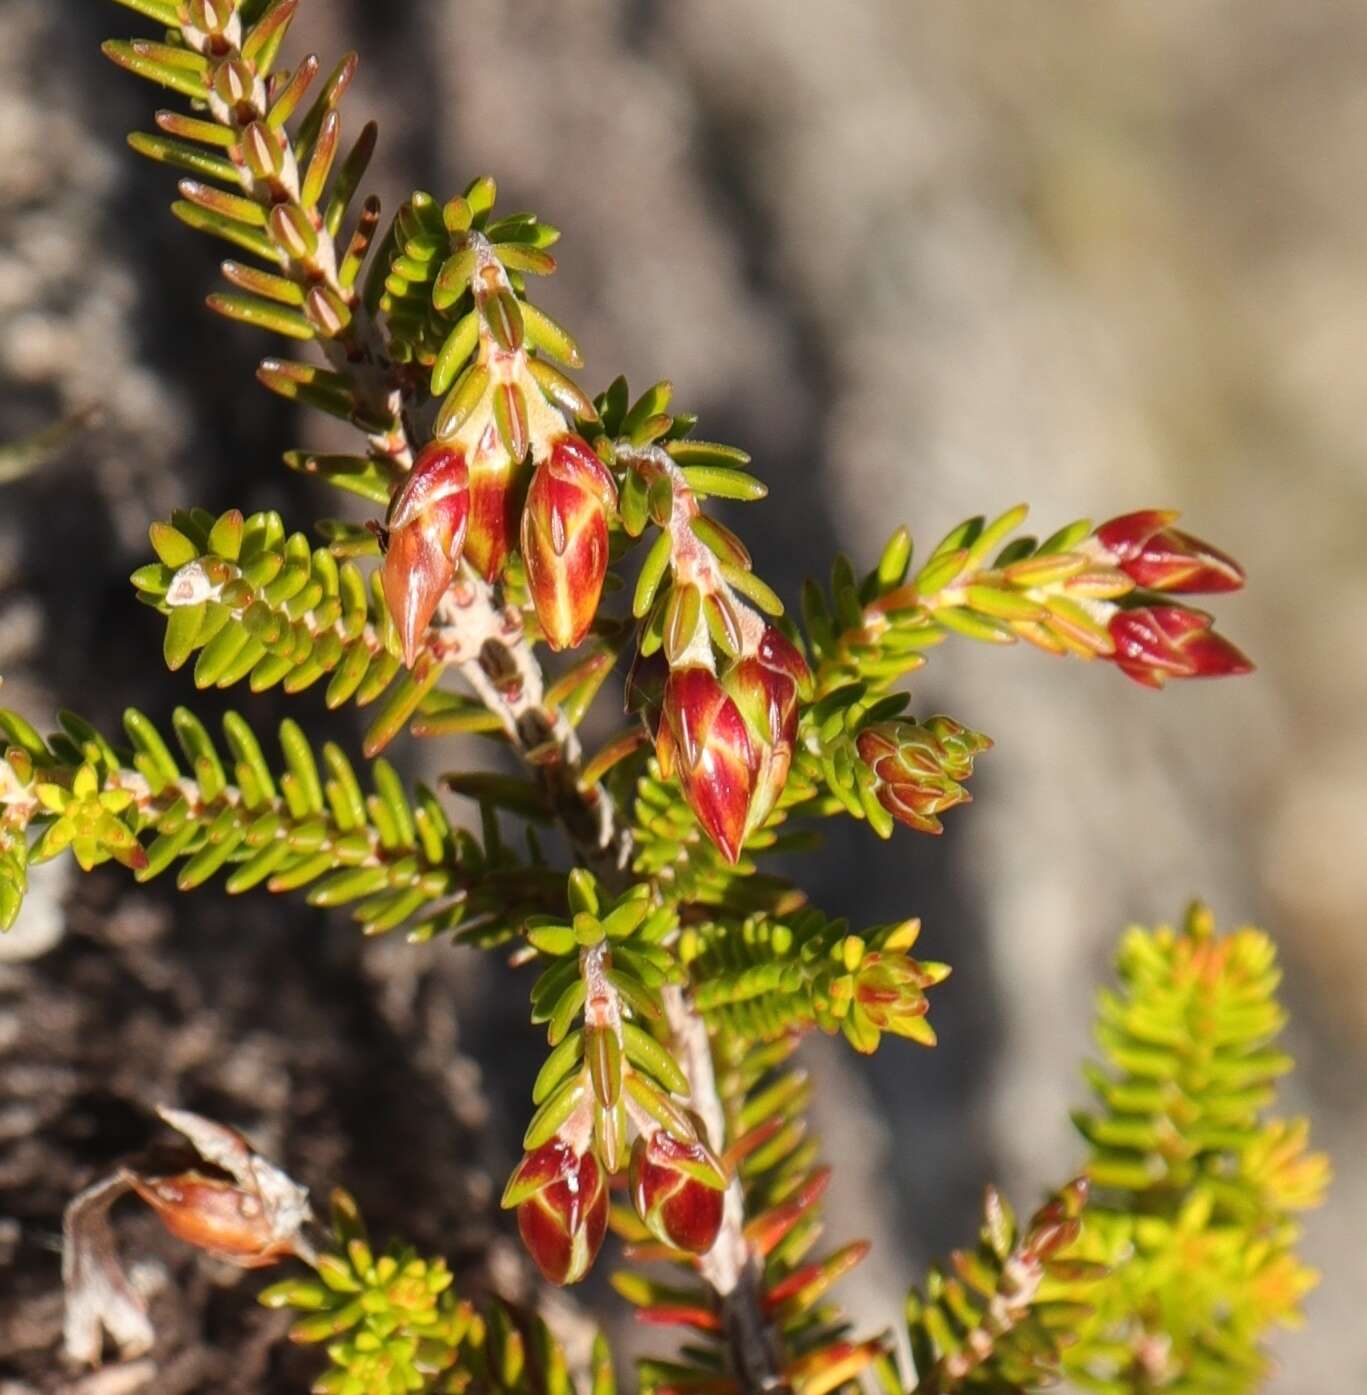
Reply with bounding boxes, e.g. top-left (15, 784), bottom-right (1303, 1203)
top-left (129, 1108), bottom-right (313, 1268)
top-left (62, 1108), bottom-right (312, 1367)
